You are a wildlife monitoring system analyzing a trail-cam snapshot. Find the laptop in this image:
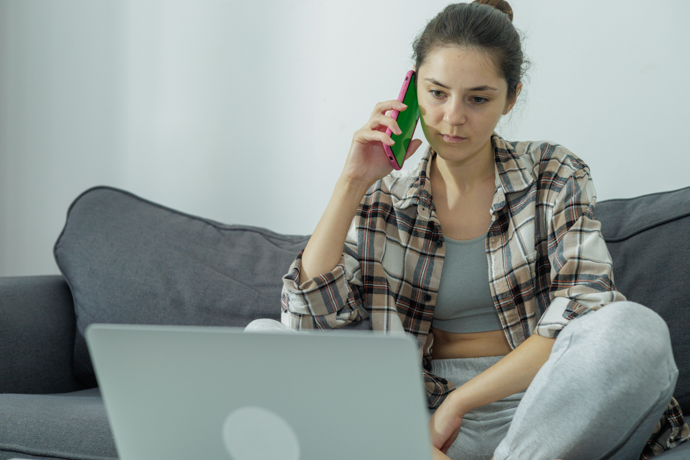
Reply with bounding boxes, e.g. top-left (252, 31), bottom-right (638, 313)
top-left (85, 323), bottom-right (433, 460)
